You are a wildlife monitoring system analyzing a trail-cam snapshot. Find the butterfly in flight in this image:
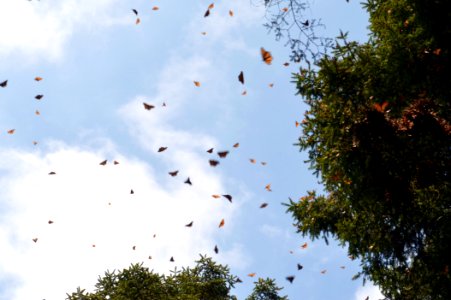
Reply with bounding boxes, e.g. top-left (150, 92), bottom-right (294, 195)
top-left (218, 151), bottom-right (229, 158)
top-left (132, 246), bottom-right (136, 250)
top-left (233, 143), bottom-right (239, 148)
top-left (35, 95), bottom-right (44, 100)
top-left (35, 76), bottom-right (43, 81)
top-left (184, 177), bottom-right (192, 185)
top-left (300, 242), bottom-right (308, 249)
top-left (260, 47), bottom-right (273, 65)
top-left (152, 6), bottom-right (159, 10)
top-left (214, 245), bottom-right (219, 254)
top-left (185, 221), bottom-right (193, 227)
top-left (259, 203), bottom-right (268, 208)
top-left (265, 184), bottom-right (272, 192)
top-left (212, 195), bottom-right (221, 199)
top-left (238, 71), bottom-right (244, 84)
top-left (373, 101), bottom-right (389, 113)
top-left (286, 276), bottom-right (295, 283)
top-left (130, 189), bottom-right (134, 194)
top-left (169, 170), bottom-right (179, 177)
top-left (99, 160), bottom-right (107, 166)
top-left (48, 220), bottom-right (54, 224)
top-left (297, 263), bottom-right (303, 270)
top-left (193, 81), bottom-right (201, 87)
top-left (48, 171), bottom-right (56, 175)
top-left (0, 80), bottom-right (7, 87)
top-left (143, 102), bottom-right (155, 110)
top-left (247, 273), bottom-right (256, 277)
top-left (158, 147), bottom-right (168, 152)
top-left (207, 148), bottom-right (214, 153)
top-left (218, 219), bottom-right (225, 228)
top-left (222, 195), bottom-right (232, 203)
top-left (7, 129), bottom-right (15, 134)
top-left (170, 256), bottom-right (175, 262)
top-left (209, 159), bottom-right (219, 167)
